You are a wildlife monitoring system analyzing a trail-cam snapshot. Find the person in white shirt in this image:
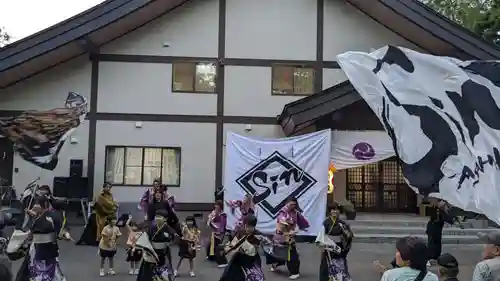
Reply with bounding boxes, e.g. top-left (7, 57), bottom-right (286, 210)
top-left (374, 236), bottom-right (439, 281)
top-left (472, 232), bottom-right (500, 281)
